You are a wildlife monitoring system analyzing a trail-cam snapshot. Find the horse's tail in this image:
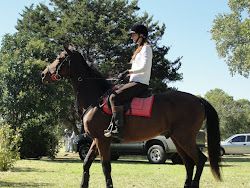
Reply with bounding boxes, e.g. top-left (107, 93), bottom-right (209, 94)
top-left (200, 98), bottom-right (222, 180)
